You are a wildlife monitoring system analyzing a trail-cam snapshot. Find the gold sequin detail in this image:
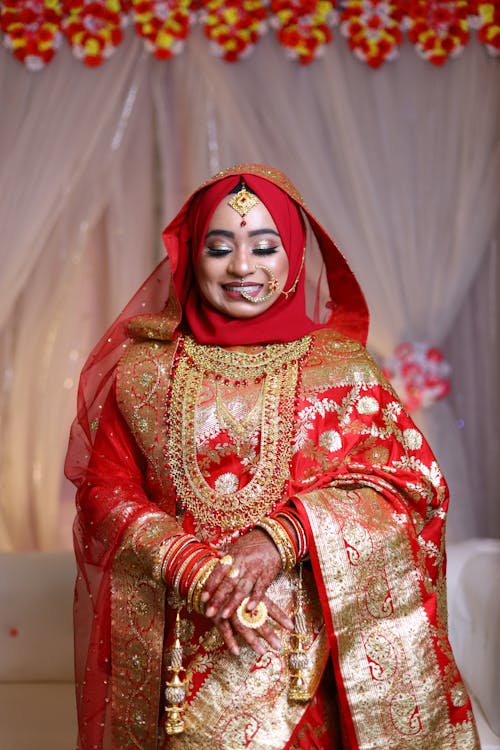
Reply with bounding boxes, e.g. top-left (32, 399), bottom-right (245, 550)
top-left (167, 337), bottom-right (311, 530)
